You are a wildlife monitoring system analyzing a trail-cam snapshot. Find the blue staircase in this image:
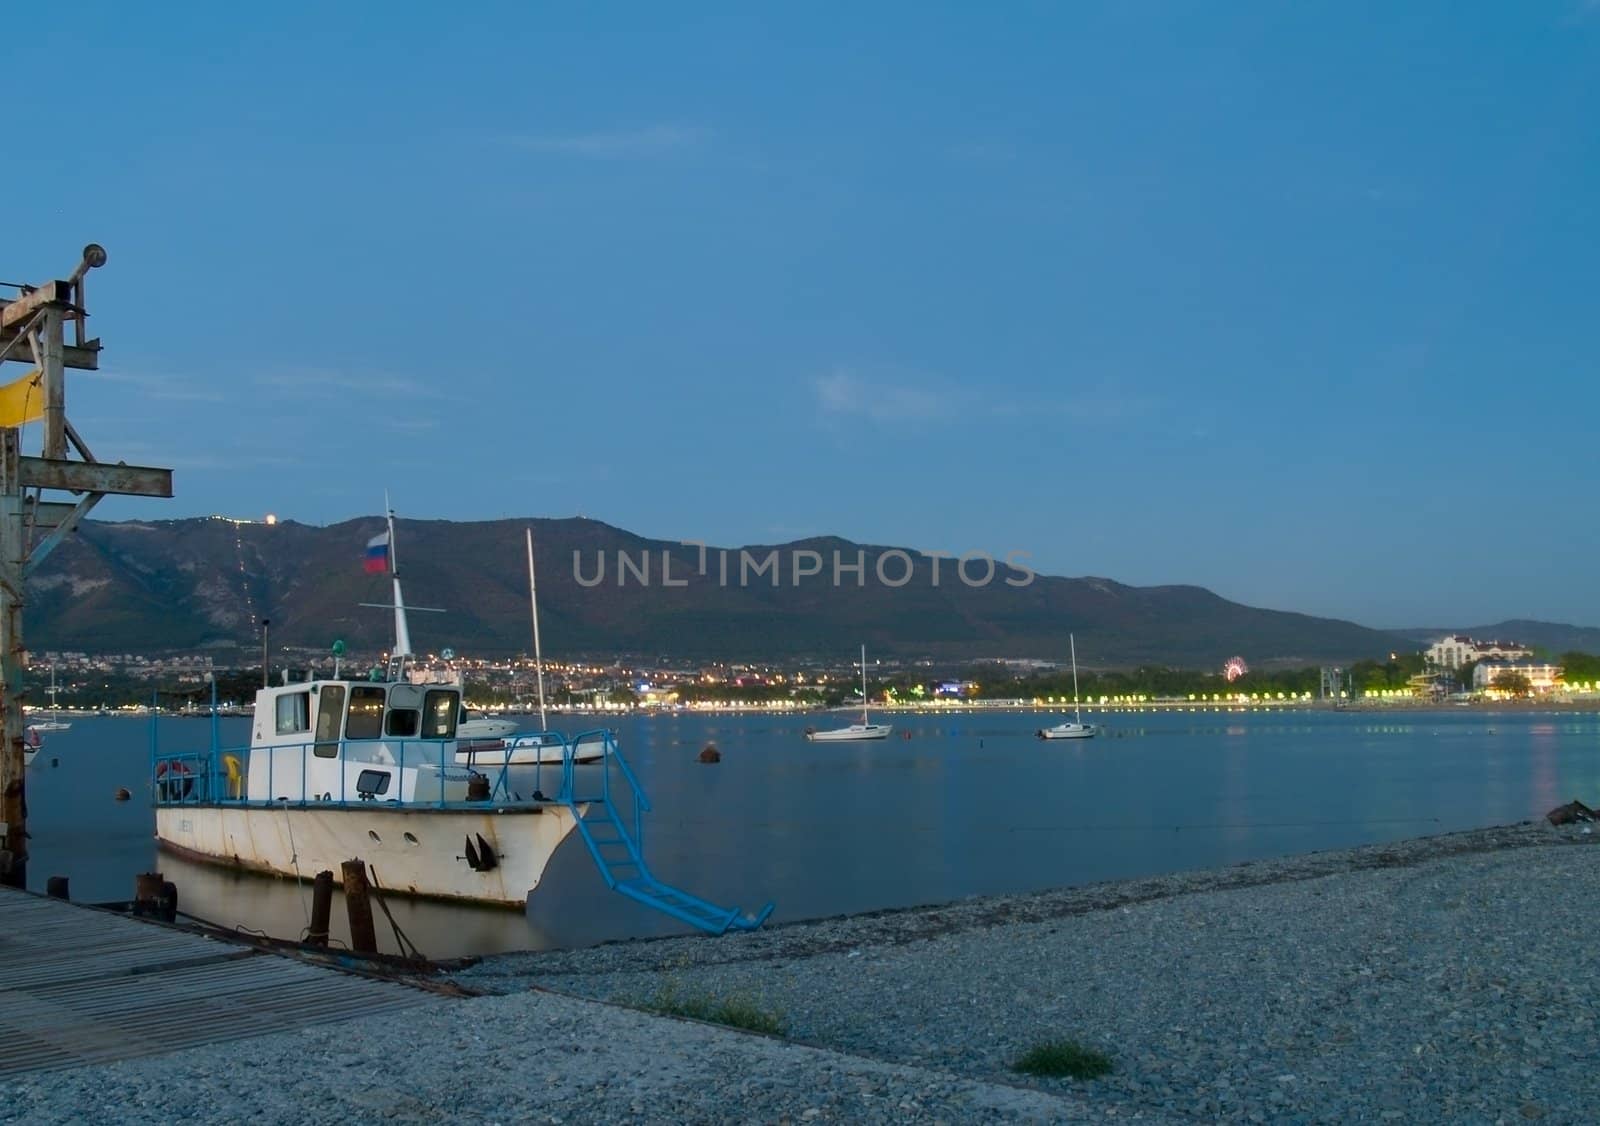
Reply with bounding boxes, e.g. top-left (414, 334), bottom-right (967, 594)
top-left (560, 730), bottom-right (775, 936)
